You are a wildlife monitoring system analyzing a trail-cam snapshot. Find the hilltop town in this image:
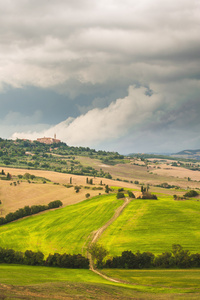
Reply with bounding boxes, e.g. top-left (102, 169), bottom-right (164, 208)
top-left (36, 134), bottom-right (61, 145)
